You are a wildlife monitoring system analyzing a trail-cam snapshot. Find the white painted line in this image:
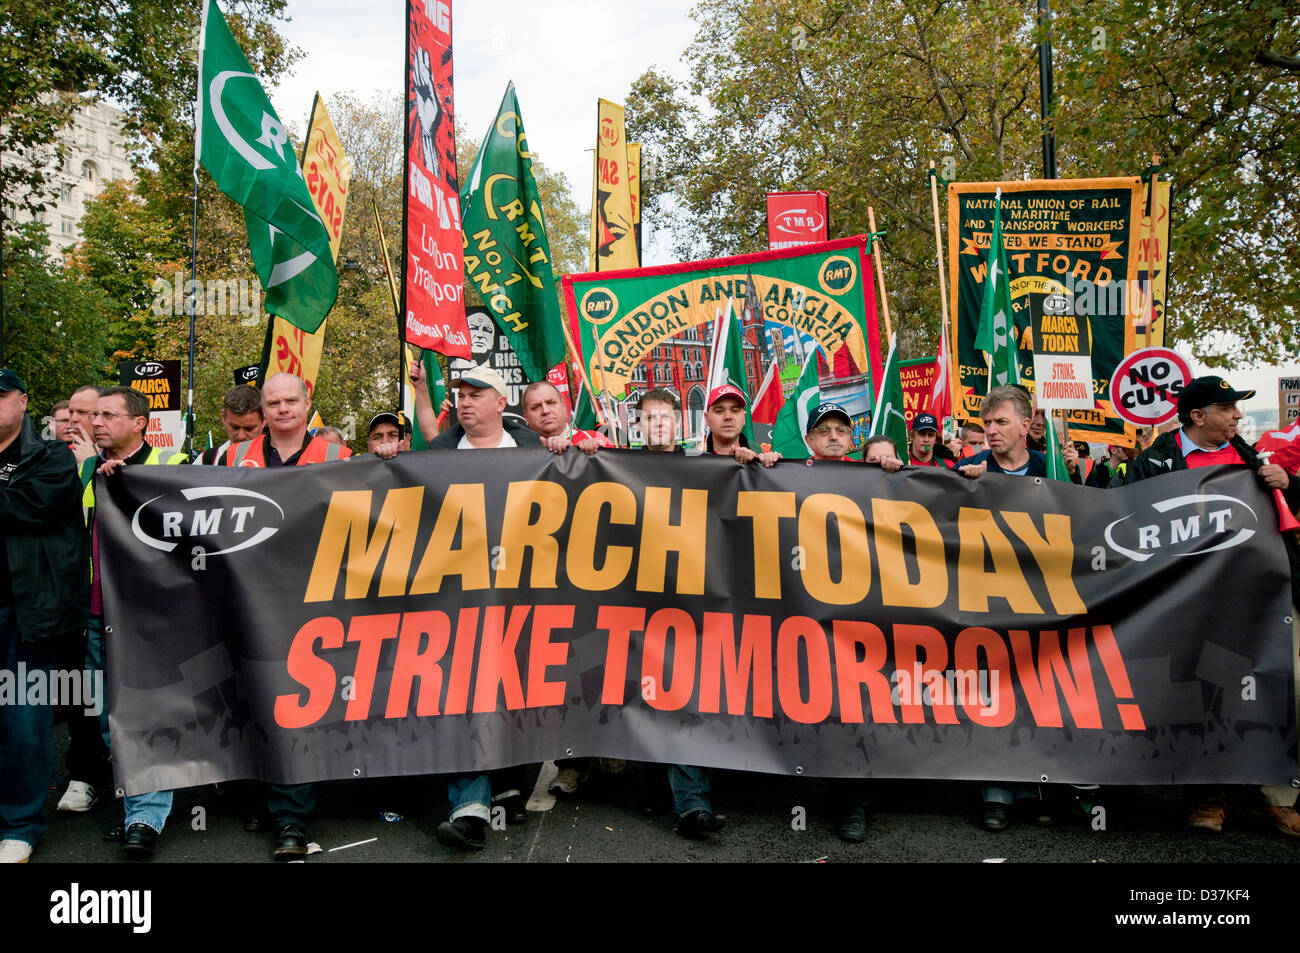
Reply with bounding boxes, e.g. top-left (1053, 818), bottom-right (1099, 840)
top-left (328, 837), bottom-right (378, 853)
top-left (527, 760), bottom-right (558, 812)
